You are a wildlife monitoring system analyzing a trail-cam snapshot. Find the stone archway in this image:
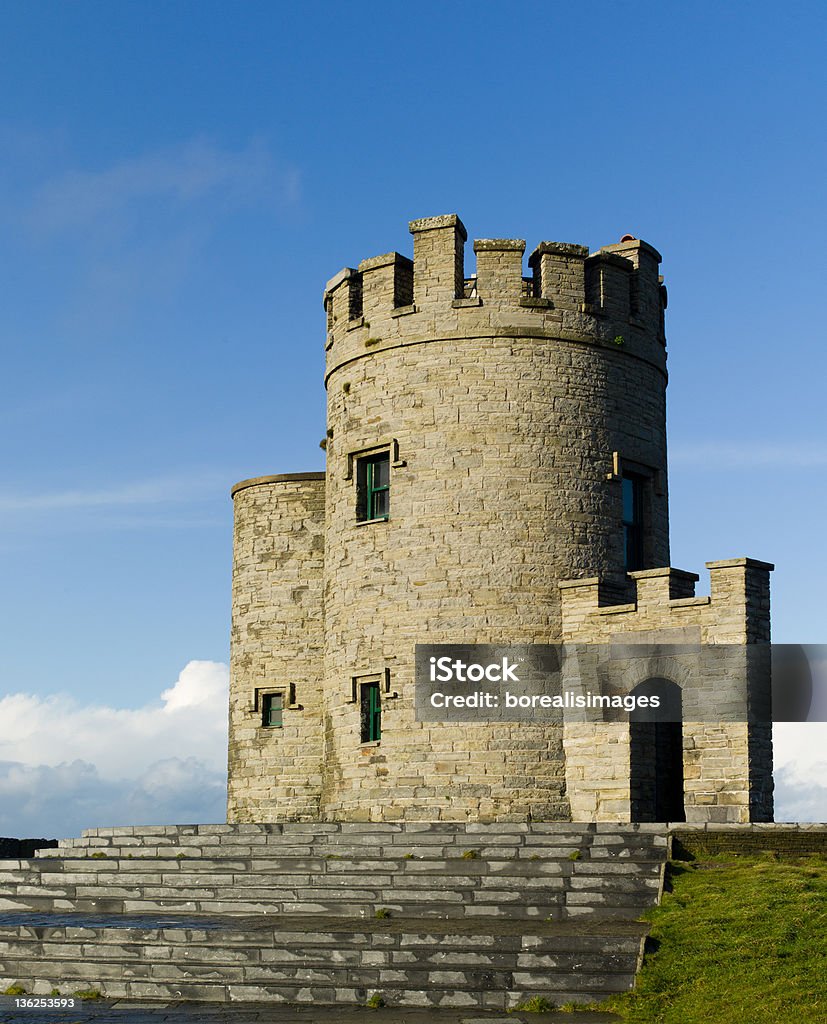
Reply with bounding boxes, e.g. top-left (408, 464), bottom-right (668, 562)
top-left (629, 678), bottom-right (686, 822)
